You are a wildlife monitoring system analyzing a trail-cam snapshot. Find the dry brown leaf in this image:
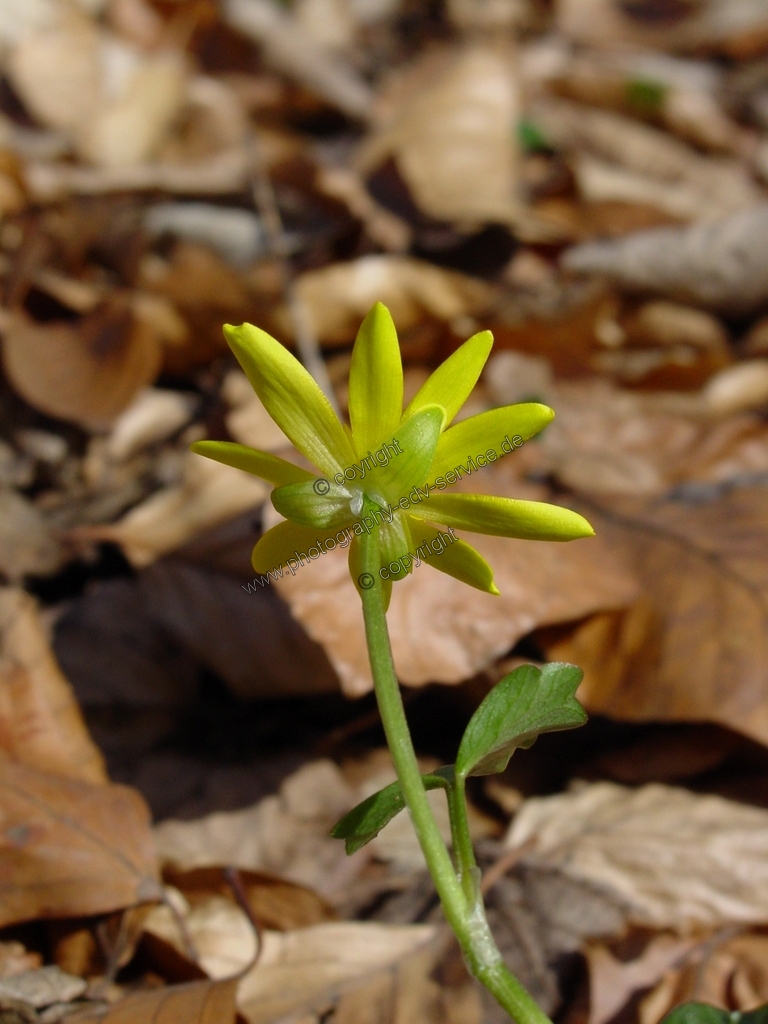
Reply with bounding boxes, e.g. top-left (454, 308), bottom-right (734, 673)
top-left (163, 866), bottom-right (334, 931)
top-left (586, 933), bottom-right (699, 1024)
top-left (0, 758), bottom-right (161, 927)
top-left (26, 146), bottom-right (251, 200)
top-left (542, 484), bottom-right (768, 744)
top-left (556, 0), bottom-right (768, 56)
top-left (562, 205), bottom-right (768, 316)
top-left (0, 964), bottom-right (86, 1009)
top-left (359, 45), bottom-right (520, 225)
top-left (144, 892), bottom-right (258, 979)
top-left (284, 255), bottom-right (496, 347)
top-left (639, 932), bottom-right (768, 1024)
top-left (702, 360), bottom-right (768, 416)
top-left (224, 0), bottom-right (373, 119)
top-left (487, 279), bottom-right (618, 376)
top-left (506, 781), bottom-right (768, 931)
top-left (71, 976), bottom-right (238, 1024)
top-left (0, 299), bottom-right (166, 430)
top-left (82, 453), bottom-right (268, 567)
top-left (153, 760), bottom-right (358, 896)
top-left (9, 18), bottom-right (187, 166)
top-left (0, 588), bottom-right (106, 783)
top-left (139, 242), bottom-right (251, 372)
top-left (532, 98), bottom-right (762, 222)
top-left (236, 922), bottom-right (435, 1024)
top-left (0, 489), bottom-right (64, 582)
top-left (271, 466), bottom-right (635, 695)
top-left (547, 50), bottom-right (746, 154)
top-left (0, 942), bottom-right (41, 979)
